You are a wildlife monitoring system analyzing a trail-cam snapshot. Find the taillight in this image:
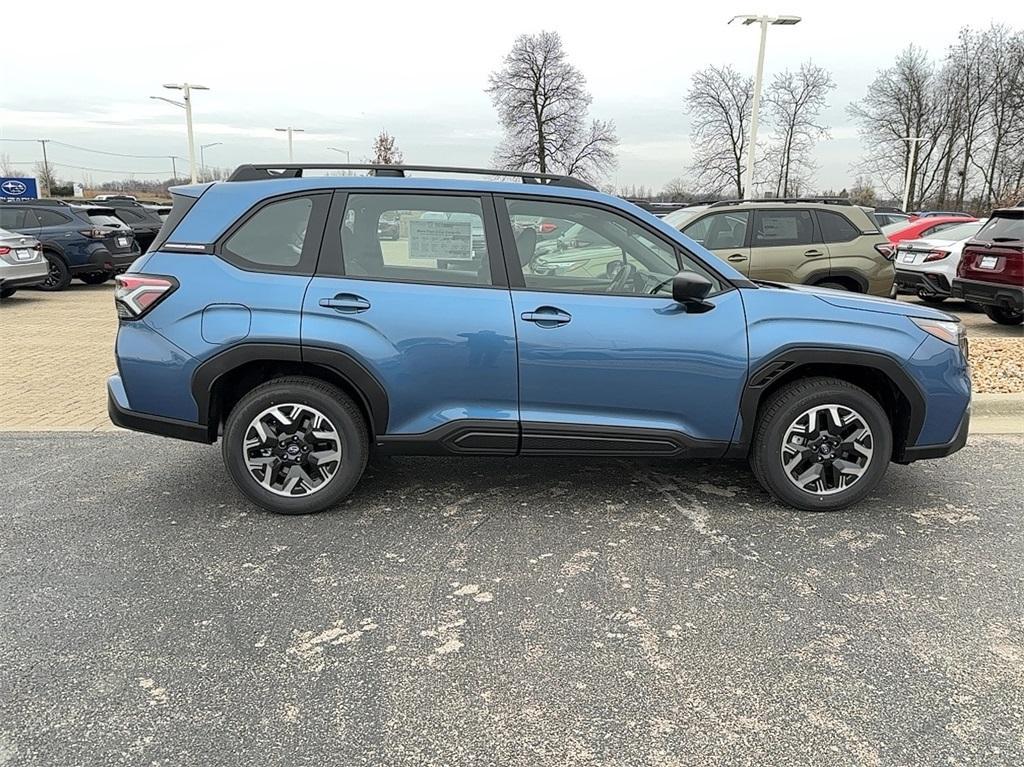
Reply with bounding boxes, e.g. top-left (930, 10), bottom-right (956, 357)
top-left (875, 243), bottom-right (895, 261)
top-left (0, 246), bottom-right (9, 255)
top-left (924, 250), bottom-right (949, 262)
top-left (79, 228), bottom-right (111, 239)
top-left (539, 221), bottom-right (558, 234)
top-left (114, 274), bottom-right (177, 320)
